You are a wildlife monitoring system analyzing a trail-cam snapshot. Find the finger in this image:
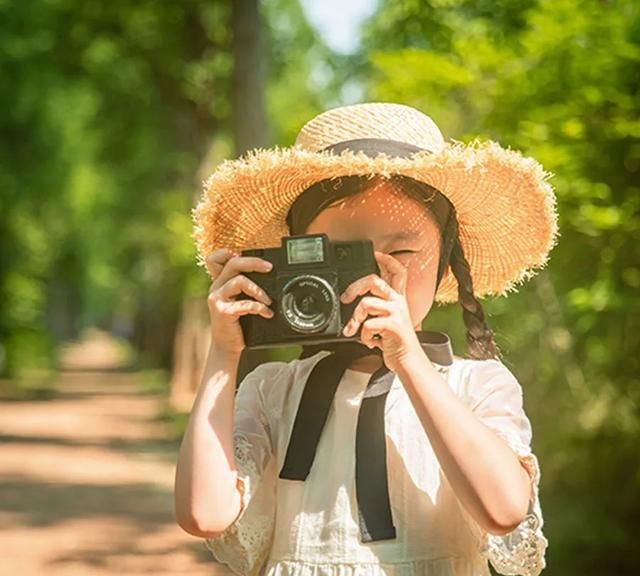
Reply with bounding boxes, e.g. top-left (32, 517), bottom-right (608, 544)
top-left (224, 299), bottom-right (274, 319)
top-left (341, 274), bottom-right (396, 304)
top-left (212, 255), bottom-right (273, 291)
top-left (375, 251), bottom-right (408, 295)
top-left (360, 317), bottom-right (389, 348)
top-left (342, 296), bottom-right (392, 337)
top-left (205, 248), bottom-right (237, 280)
top-left (216, 274), bottom-right (273, 306)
